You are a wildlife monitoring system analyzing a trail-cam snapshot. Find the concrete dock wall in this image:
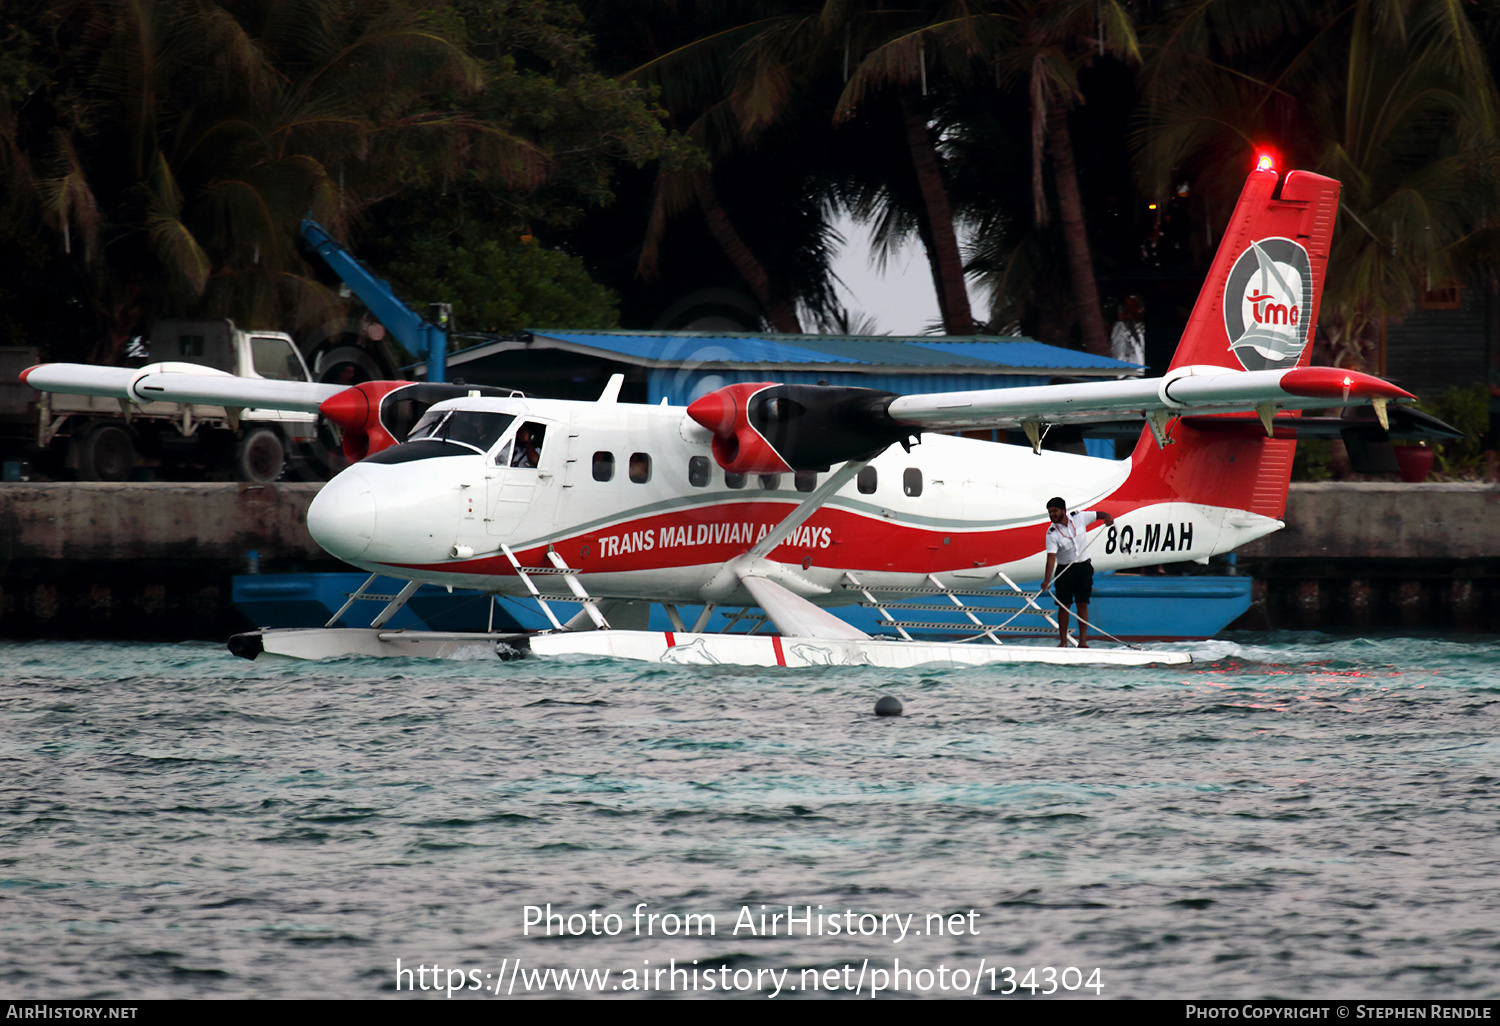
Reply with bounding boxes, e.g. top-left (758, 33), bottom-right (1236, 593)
top-left (1236, 483), bottom-right (1500, 631)
top-left (1, 481), bottom-right (1497, 640)
top-left (0, 483), bottom-right (336, 639)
